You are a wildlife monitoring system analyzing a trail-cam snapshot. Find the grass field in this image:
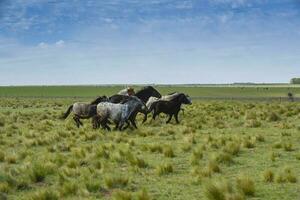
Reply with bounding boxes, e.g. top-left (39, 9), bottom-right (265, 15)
top-left (0, 93), bottom-right (300, 199)
top-left (0, 85), bottom-right (300, 98)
